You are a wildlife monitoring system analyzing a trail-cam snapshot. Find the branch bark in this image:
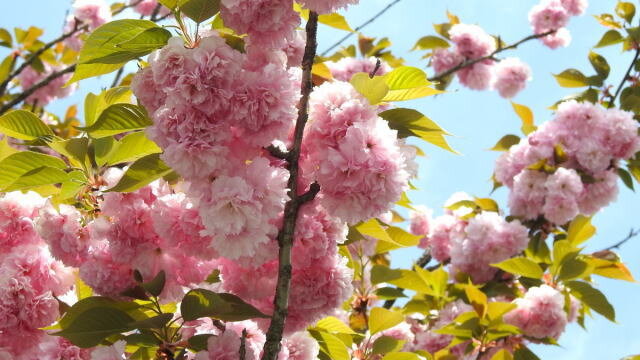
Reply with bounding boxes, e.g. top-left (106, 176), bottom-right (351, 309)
top-left (260, 12), bottom-right (320, 360)
top-left (608, 47), bottom-right (640, 108)
top-left (0, 23), bottom-right (87, 97)
top-left (428, 30), bottom-right (555, 83)
top-left (600, 228), bottom-right (639, 251)
top-left (320, 0), bottom-right (402, 56)
top-left (0, 64), bottom-right (75, 116)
